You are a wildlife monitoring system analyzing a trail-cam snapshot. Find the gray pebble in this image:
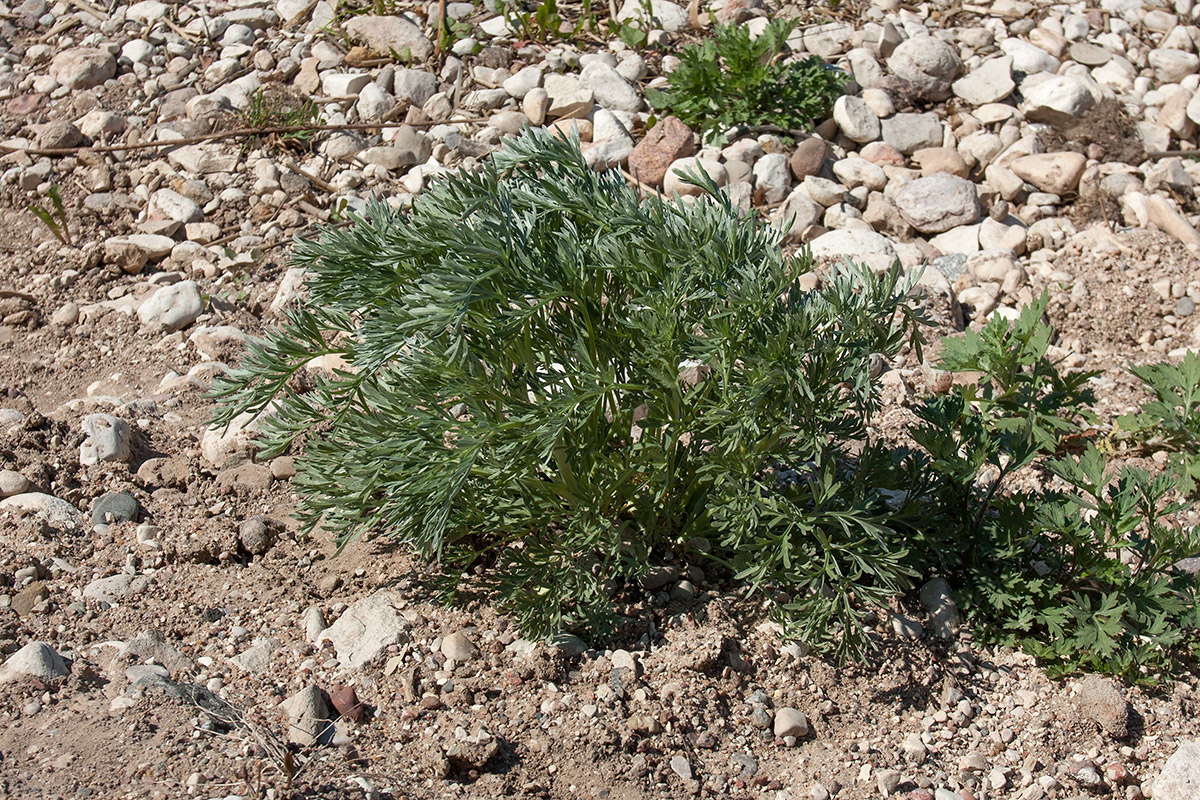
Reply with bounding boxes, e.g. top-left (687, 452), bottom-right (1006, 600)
top-left (750, 706), bottom-right (772, 729)
top-left (79, 413), bottom-right (131, 466)
top-left (0, 469), bottom-right (31, 498)
top-left (774, 707), bottom-right (810, 738)
top-left (238, 516), bottom-right (275, 555)
top-left (670, 754), bottom-right (692, 780)
top-left (90, 491), bottom-right (139, 525)
top-left (441, 631), bottom-right (478, 662)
